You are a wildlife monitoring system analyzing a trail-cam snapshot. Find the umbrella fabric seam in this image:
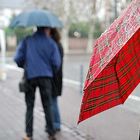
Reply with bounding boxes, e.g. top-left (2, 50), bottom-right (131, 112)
top-left (82, 68), bottom-right (139, 111)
